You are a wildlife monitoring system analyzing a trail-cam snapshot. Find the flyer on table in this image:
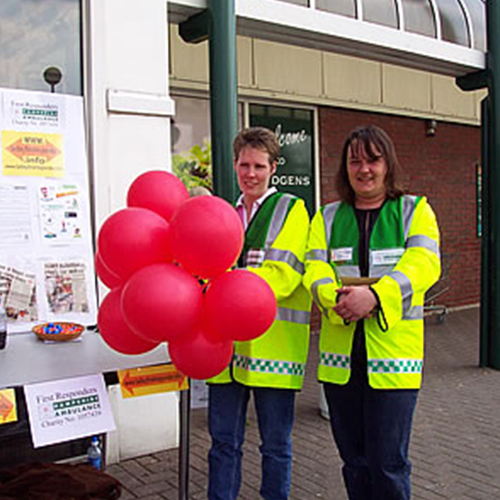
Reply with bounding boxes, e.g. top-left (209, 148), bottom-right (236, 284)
top-left (24, 374), bottom-right (115, 448)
